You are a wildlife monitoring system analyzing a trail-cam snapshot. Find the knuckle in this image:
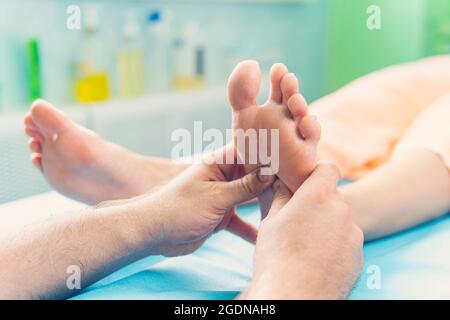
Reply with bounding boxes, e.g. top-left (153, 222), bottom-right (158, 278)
top-left (339, 205), bottom-right (353, 224)
top-left (209, 183), bottom-right (225, 199)
top-left (310, 187), bottom-right (330, 204)
top-left (241, 174), bottom-right (257, 195)
top-left (317, 161), bottom-right (341, 182)
top-left (332, 194), bottom-right (351, 221)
